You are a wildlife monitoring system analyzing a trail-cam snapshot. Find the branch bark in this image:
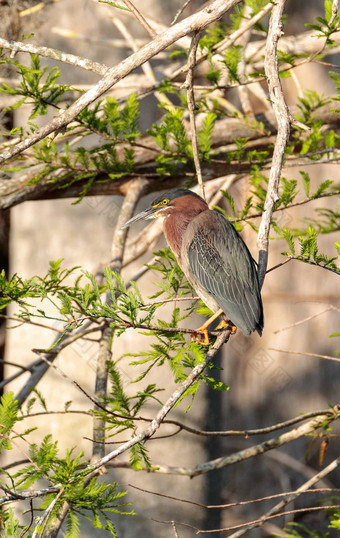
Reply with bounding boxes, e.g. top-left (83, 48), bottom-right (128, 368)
top-left (0, 37), bottom-right (108, 76)
top-left (257, 0), bottom-right (291, 288)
